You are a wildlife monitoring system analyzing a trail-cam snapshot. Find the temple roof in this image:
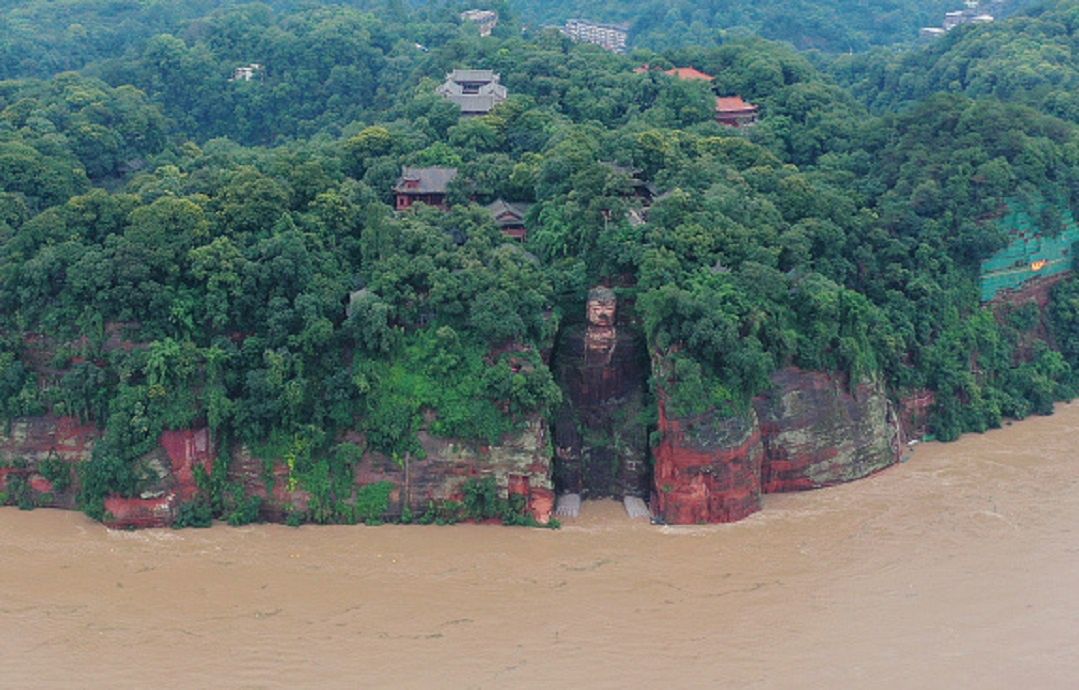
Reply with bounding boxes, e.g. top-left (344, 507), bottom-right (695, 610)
top-left (665, 67), bottom-right (715, 81)
top-left (394, 166), bottom-right (458, 194)
top-left (715, 96), bottom-right (758, 113)
top-left (486, 198), bottom-right (531, 225)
